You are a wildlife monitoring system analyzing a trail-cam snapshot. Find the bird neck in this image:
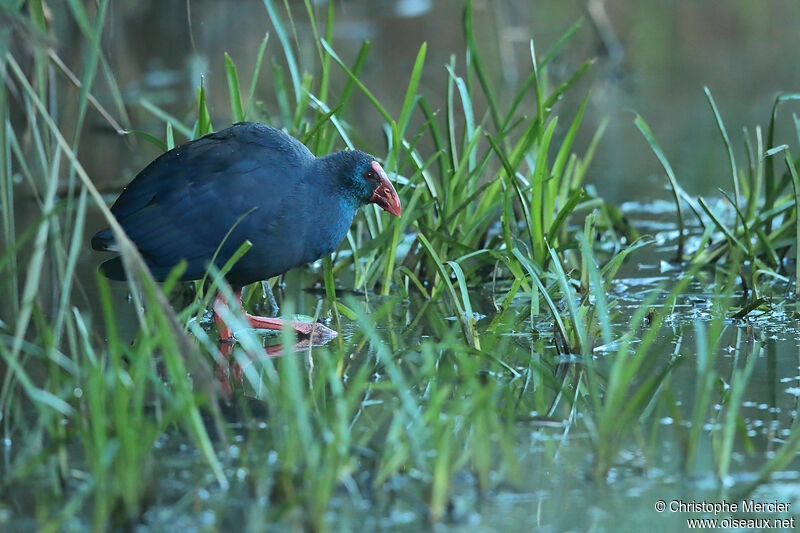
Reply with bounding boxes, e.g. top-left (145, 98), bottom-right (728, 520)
top-left (306, 151), bottom-right (368, 211)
